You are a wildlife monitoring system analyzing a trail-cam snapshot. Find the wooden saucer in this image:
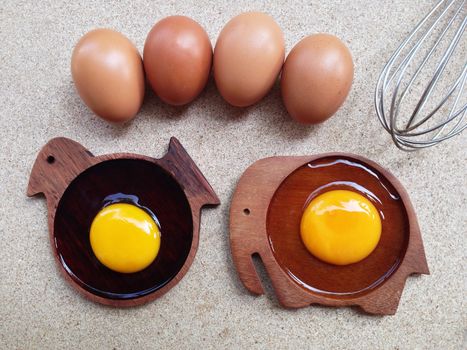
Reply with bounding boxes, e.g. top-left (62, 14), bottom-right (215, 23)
top-left (27, 137), bottom-right (219, 306)
top-left (230, 154), bottom-right (429, 315)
